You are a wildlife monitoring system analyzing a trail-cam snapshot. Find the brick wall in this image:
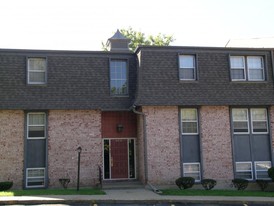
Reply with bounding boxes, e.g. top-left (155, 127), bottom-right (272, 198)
top-left (48, 110), bottom-right (101, 188)
top-left (0, 110), bottom-right (24, 189)
top-left (136, 112), bottom-right (145, 184)
top-left (200, 106), bottom-right (234, 181)
top-left (143, 106), bottom-right (180, 185)
top-left (270, 106), bottom-right (274, 149)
